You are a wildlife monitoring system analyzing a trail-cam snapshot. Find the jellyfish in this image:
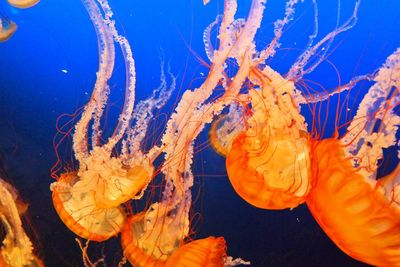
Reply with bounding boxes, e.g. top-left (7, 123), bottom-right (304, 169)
top-left (0, 7), bottom-right (16, 42)
top-left (222, 0), bottom-right (364, 210)
top-left (6, 0), bottom-right (39, 9)
top-left (209, 103), bottom-right (245, 157)
top-left (0, 178), bottom-right (43, 267)
top-left (0, 18), bottom-right (16, 42)
top-left (50, 0), bottom-right (174, 241)
top-left (305, 48), bottom-right (400, 266)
